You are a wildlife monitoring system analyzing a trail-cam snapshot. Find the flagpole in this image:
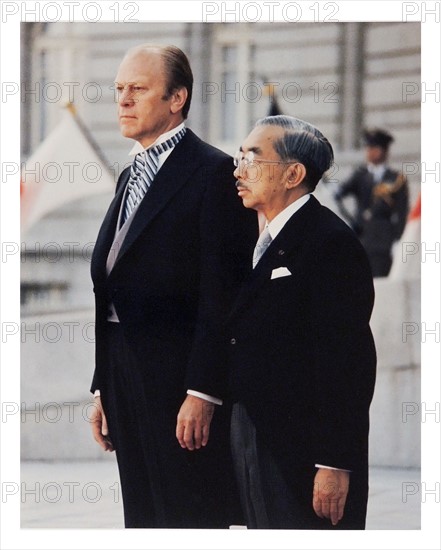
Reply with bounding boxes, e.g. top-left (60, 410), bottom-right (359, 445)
top-left (21, 102), bottom-right (116, 233)
top-left (63, 102), bottom-right (113, 175)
